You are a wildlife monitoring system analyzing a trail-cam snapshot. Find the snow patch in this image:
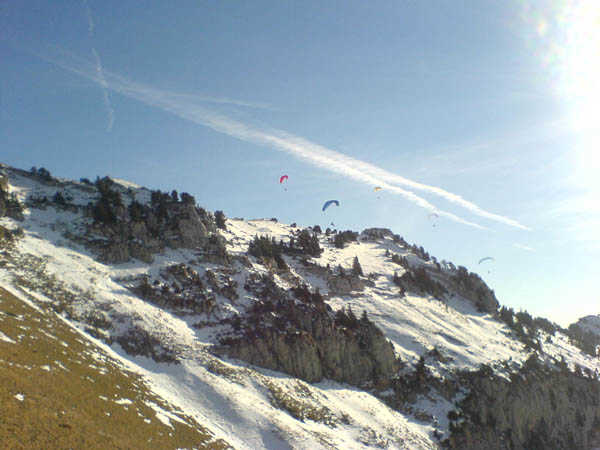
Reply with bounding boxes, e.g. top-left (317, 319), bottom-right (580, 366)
top-left (0, 331), bottom-right (16, 344)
